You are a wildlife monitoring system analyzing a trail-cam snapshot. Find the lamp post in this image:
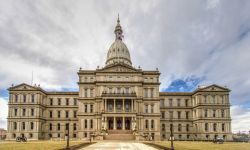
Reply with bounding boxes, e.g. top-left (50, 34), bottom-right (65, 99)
top-left (170, 119), bottom-right (174, 150)
top-left (66, 119), bottom-right (70, 150)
